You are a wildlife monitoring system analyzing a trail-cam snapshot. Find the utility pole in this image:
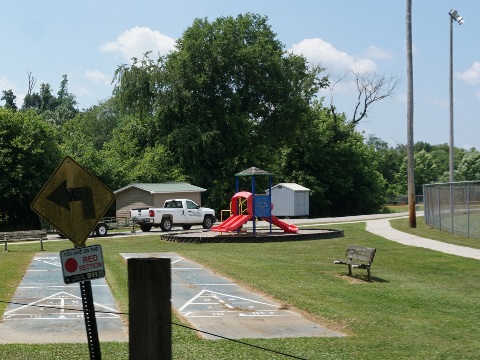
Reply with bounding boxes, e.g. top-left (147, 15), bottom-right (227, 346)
top-left (406, 0), bottom-right (416, 227)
